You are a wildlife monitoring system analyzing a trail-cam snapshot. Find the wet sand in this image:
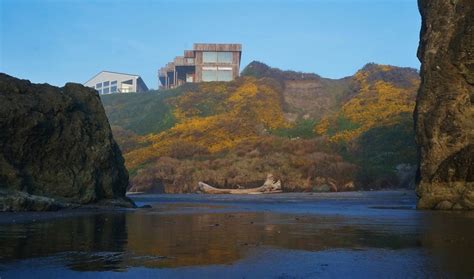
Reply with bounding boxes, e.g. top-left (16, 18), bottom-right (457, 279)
top-left (1, 191), bottom-right (474, 278)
